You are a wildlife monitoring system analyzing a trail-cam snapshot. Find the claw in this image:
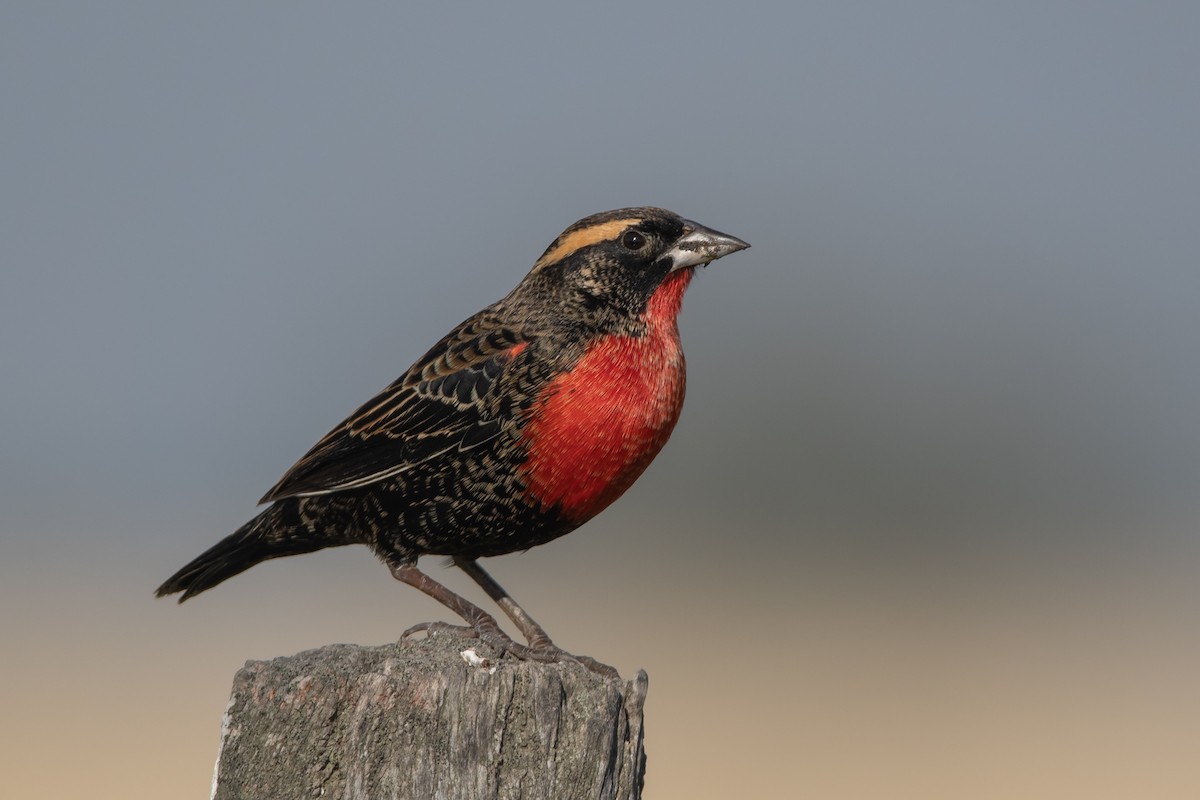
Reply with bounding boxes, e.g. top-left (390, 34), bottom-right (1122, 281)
top-left (573, 654), bottom-right (621, 679)
top-left (402, 620), bottom-right (478, 640)
top-left (526, 645), bottom-right (620, 678)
